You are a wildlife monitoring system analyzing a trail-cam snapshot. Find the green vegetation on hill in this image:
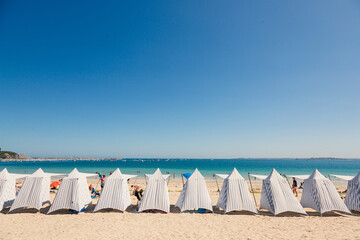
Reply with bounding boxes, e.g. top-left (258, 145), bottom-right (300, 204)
top-left (0, 151), bottom-right (18, 158)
